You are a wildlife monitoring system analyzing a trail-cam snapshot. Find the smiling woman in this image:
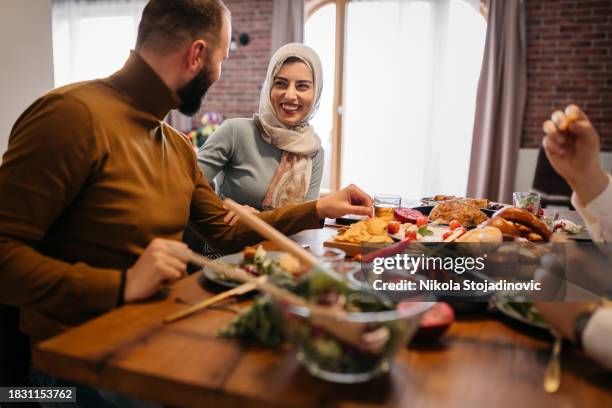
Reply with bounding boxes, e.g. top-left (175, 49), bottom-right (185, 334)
top-left (197, 43), bottom-right (325, 212)
top-left (271, 57), bottom-right (315, 126)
